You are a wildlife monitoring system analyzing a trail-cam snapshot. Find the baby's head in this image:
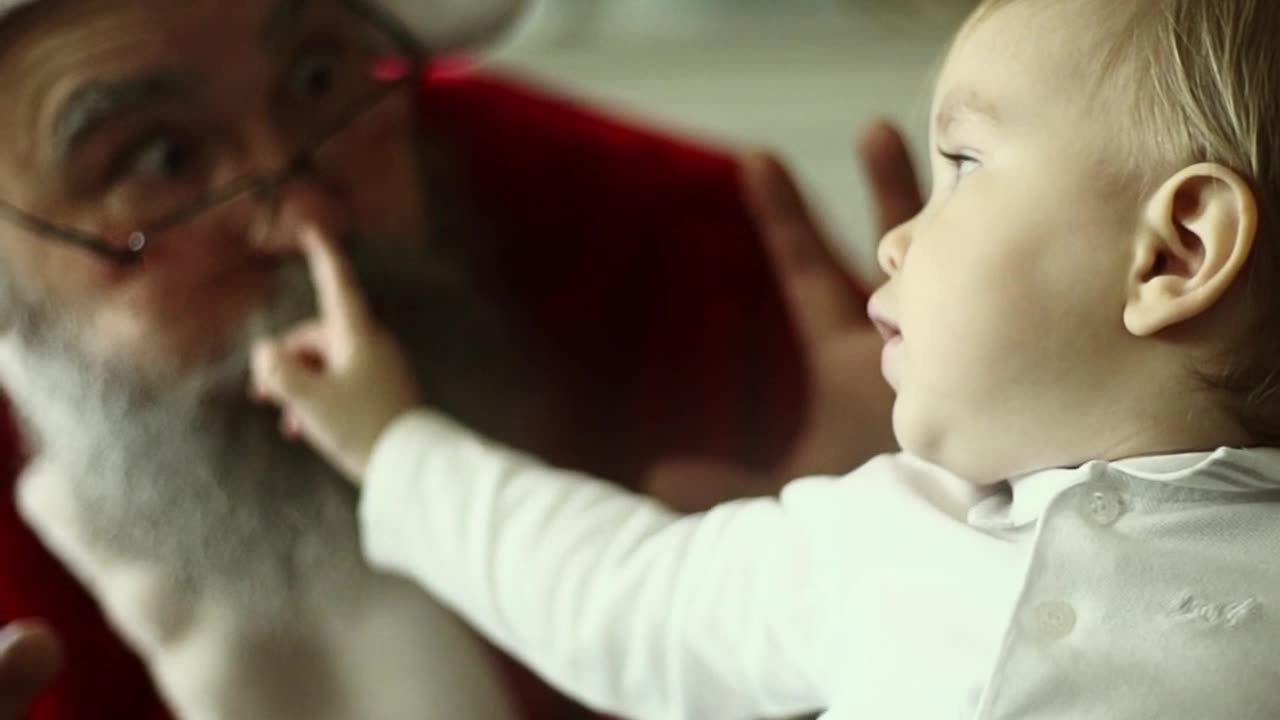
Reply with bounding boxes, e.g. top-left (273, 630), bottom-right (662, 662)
top-left (868, 0), bottom-right (1280, 482)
